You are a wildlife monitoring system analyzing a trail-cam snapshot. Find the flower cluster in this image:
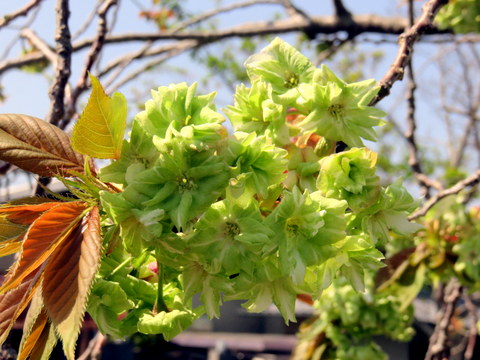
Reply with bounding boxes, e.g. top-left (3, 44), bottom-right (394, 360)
top-left (94, 38), bottom-right (420, 339)
top-left (295, 276), bottom-right (414, 360)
